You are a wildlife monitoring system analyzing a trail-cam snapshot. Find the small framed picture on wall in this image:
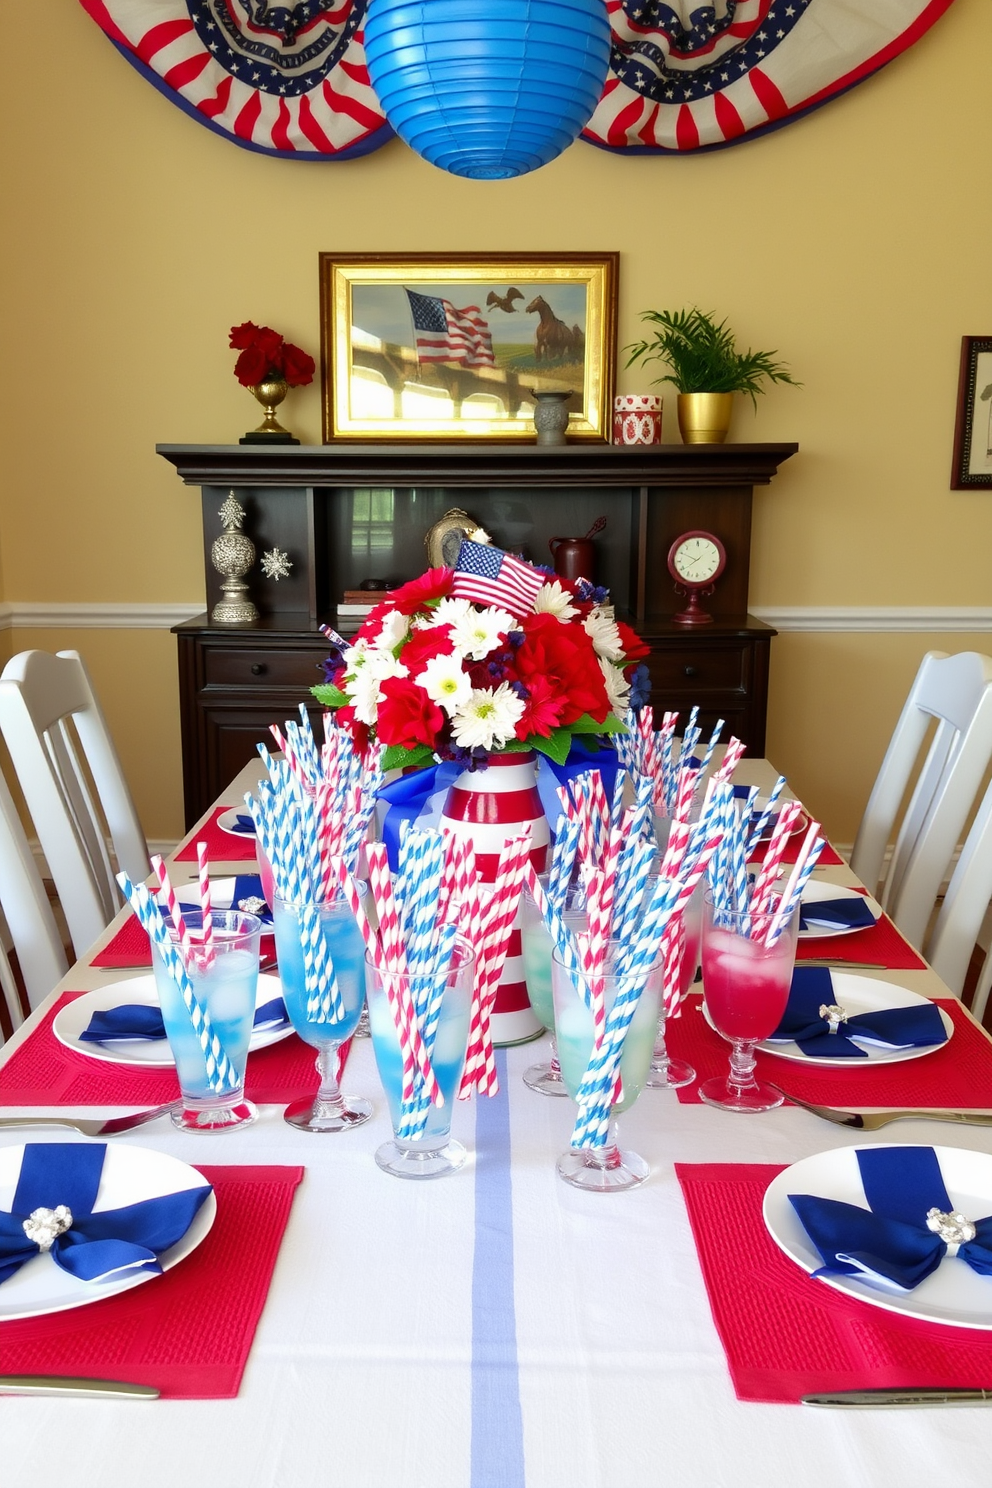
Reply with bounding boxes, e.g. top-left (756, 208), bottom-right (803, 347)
top-left (951, 336), bottom-right (992, 489)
